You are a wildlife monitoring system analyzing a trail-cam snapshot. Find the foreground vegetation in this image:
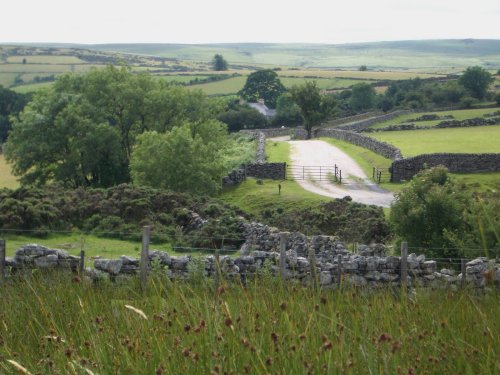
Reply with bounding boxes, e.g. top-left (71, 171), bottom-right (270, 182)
top-left (0, 274), bottom-right (498, 374)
